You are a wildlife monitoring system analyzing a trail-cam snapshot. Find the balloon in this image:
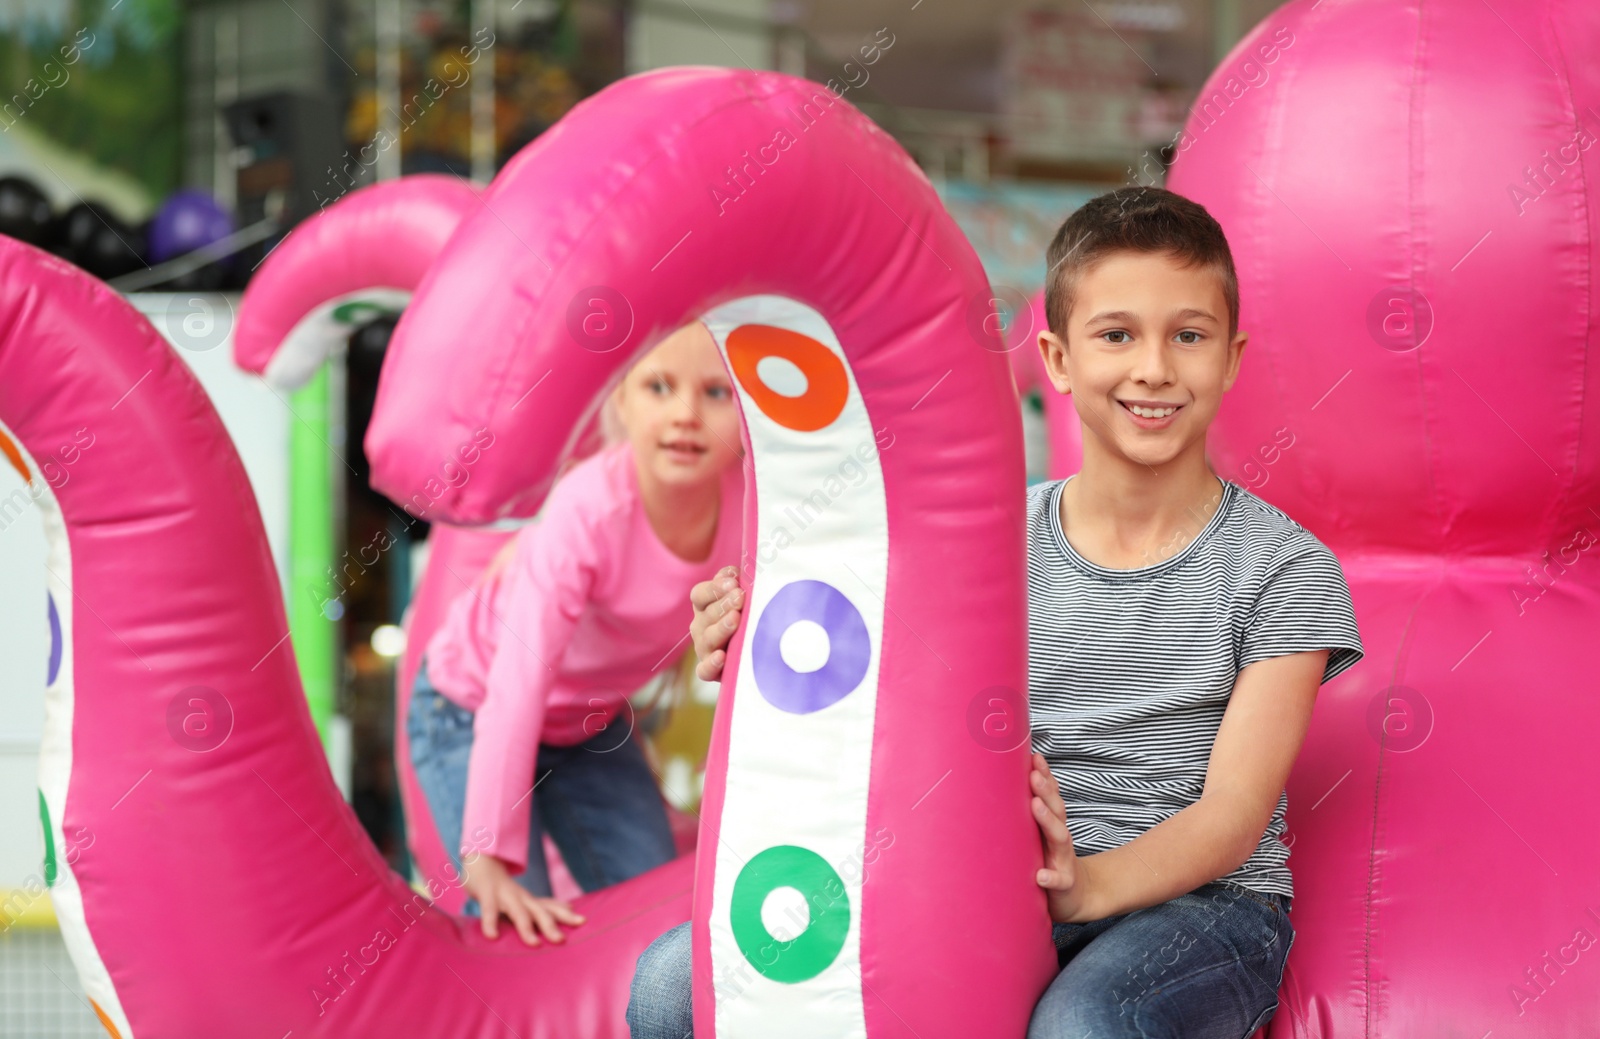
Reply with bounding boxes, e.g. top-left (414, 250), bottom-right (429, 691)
top-left (147, 189), bottom-right (234, 264)
top-left (144, 189), bottom-right (236, 290)
top-left (368, 67), bottom-right (1056, 1039)
top-left (54, 201), bottom-right (145, 280)
top-left (1166, 1), bottom-right (1600, 1035)
top-left (0, 175), bottom-right (52, 246)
